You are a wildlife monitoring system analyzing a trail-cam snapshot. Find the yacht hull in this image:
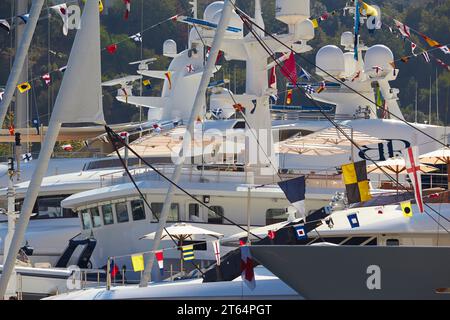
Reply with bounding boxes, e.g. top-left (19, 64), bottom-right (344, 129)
top-left (251, 245), bottom-right (450, 299)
